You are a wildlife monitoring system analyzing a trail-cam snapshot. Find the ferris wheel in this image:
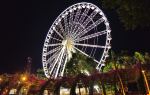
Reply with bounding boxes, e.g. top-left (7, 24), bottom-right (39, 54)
top-left (42, 2), bottom-right (111, 79)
